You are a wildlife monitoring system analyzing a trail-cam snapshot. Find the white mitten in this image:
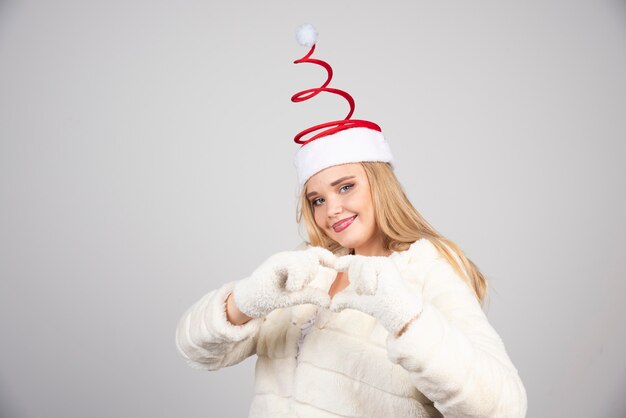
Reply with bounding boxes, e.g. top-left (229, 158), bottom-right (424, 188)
top-left (330, 254), bottom-right (423, 336)
top-left (232, 246), bottom-right (339, 318)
